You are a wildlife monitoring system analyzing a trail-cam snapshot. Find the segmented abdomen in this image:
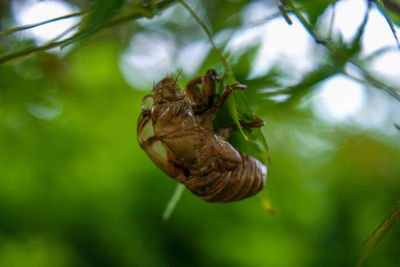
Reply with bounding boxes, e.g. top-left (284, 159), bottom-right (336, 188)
top-left (183, 153), bottom-right (266, 202)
